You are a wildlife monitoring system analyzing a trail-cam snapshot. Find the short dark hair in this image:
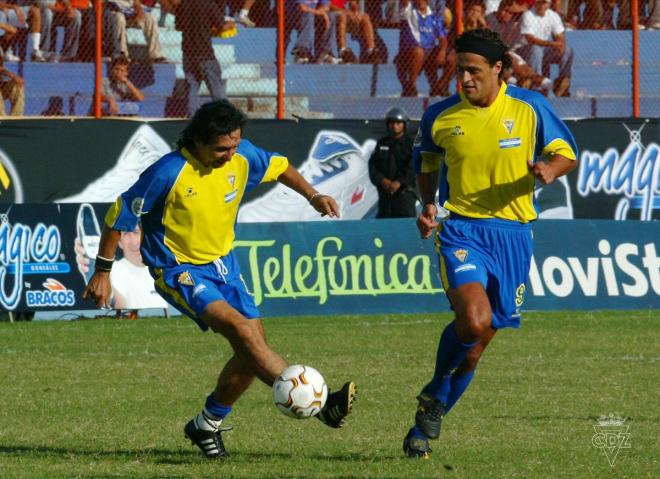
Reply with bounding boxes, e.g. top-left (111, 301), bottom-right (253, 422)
top-left (456, 28), bottom-right (512, 78)
top-left (177, 100), bottom-right (247, 150)
top-left (110, 56), bottom-right (130, 69)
